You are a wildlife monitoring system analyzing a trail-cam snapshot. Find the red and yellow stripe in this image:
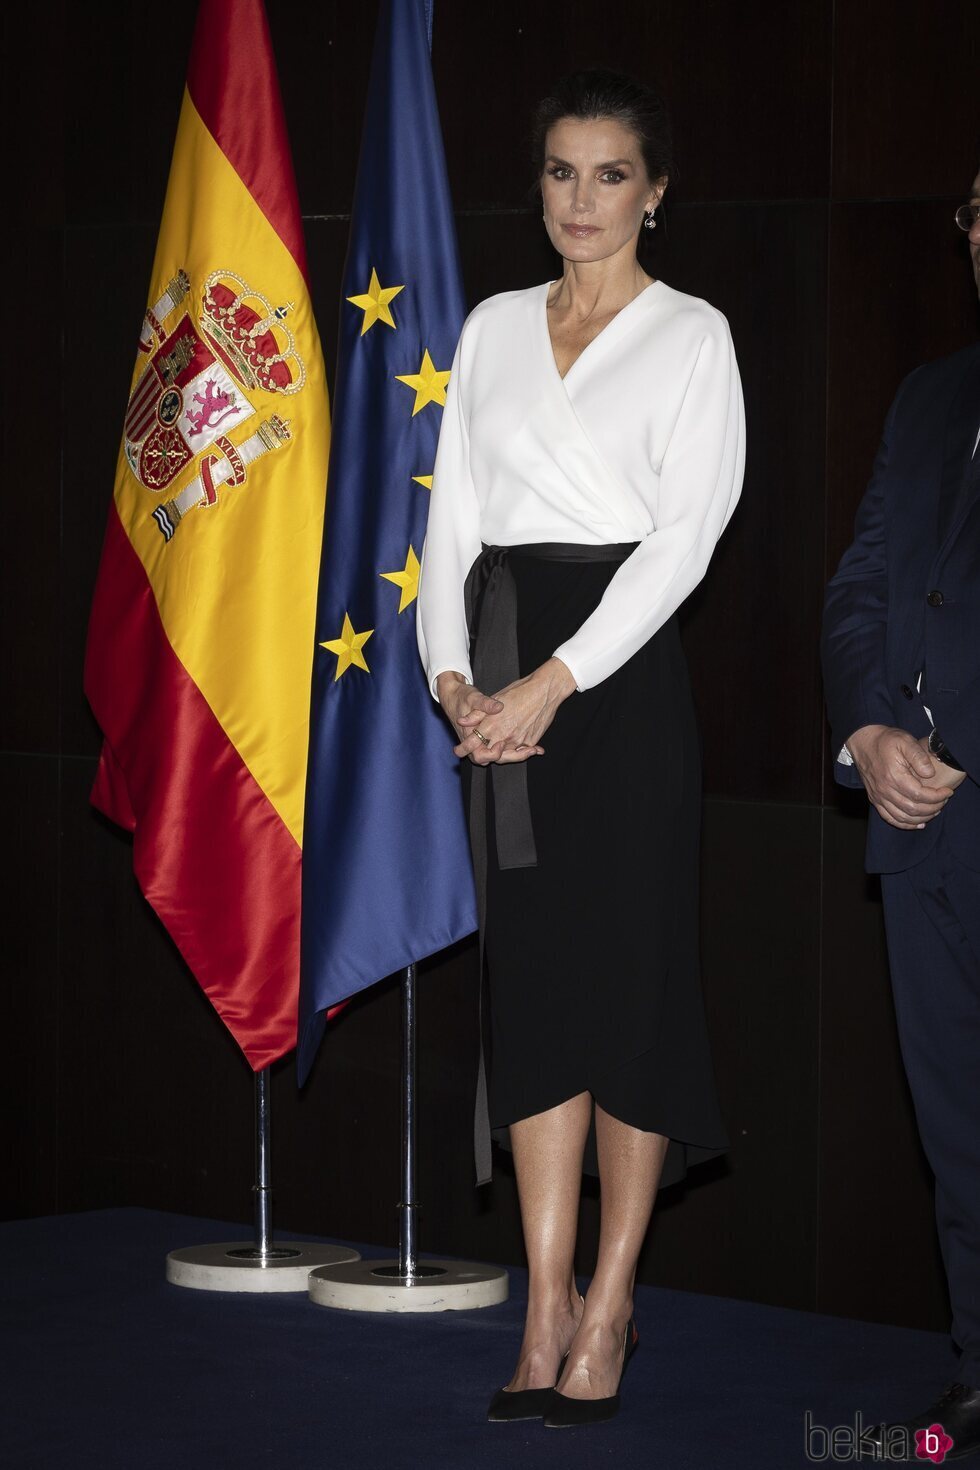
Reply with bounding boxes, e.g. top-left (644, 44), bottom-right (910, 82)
top-left (85, 0), bottom-right (328, 1068)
